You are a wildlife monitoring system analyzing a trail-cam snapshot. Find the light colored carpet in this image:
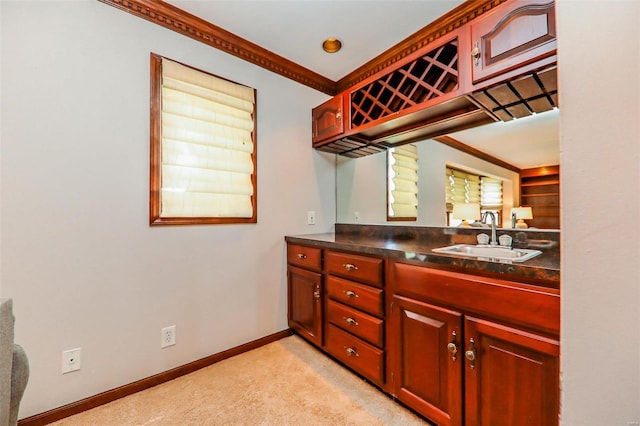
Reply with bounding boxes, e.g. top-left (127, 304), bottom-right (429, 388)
top-left (50, 335), bottom-right (428, 425)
